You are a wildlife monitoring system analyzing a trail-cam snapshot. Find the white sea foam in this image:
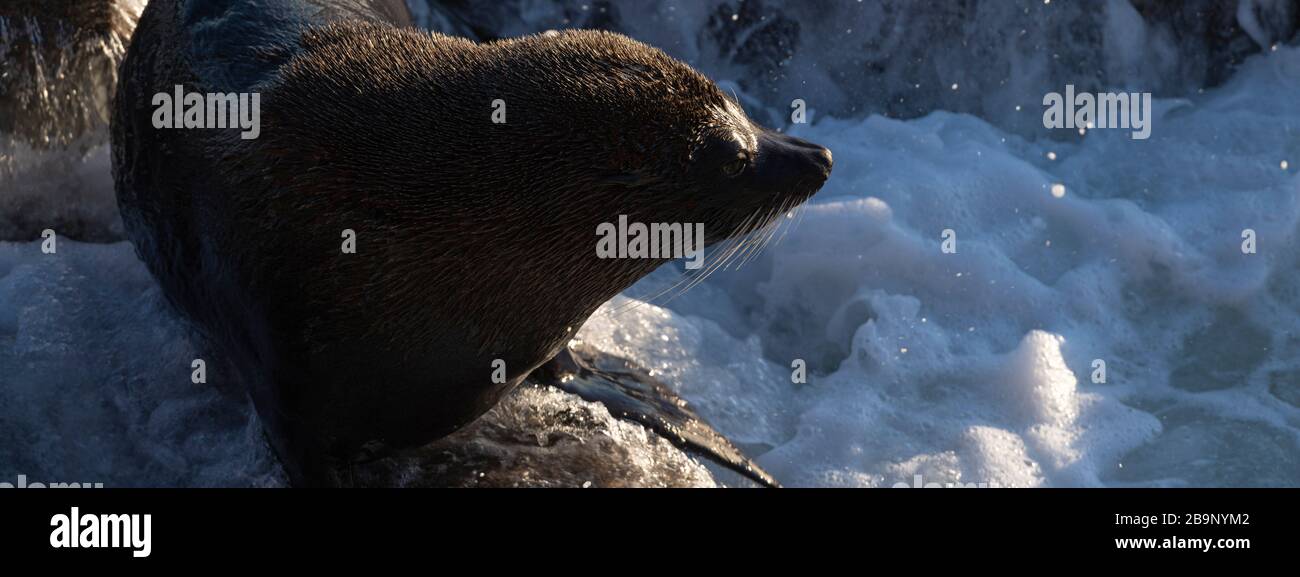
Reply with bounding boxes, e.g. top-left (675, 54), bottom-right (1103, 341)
top-left (583, 45), bottom-right (1300, 487)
